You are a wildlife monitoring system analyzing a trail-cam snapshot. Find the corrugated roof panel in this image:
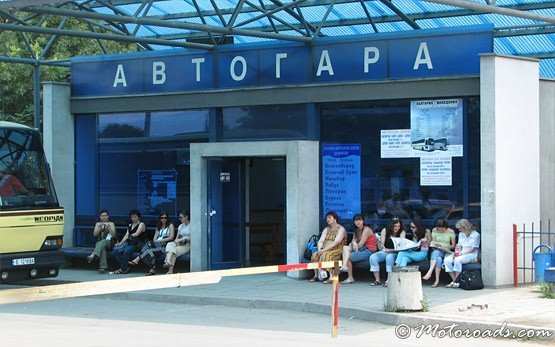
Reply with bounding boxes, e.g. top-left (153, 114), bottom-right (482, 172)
top-left (502, 34), bottom-right (555, 55)
top-left (375, 21), bottom-right (414, 33)
top-left (233, 12), bottom-right (273, 29)
top-left (540, 58), bottom-right (555, 78)
top-left (494, 36), bottom-right (520, 55)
